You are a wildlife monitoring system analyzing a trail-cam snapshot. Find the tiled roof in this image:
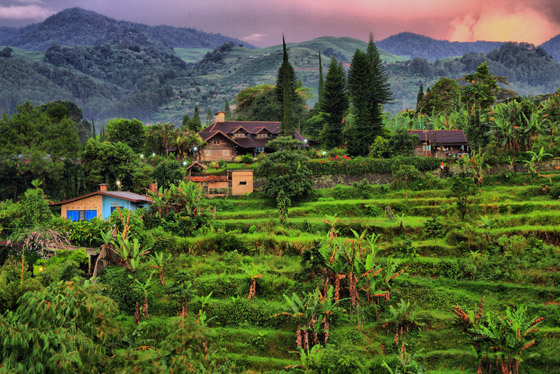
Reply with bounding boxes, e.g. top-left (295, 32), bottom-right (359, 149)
top-left (186, 175), bottom-right (229, 182)
top-left (199, 121), bottom-right (309, 148)
top-left (50, 191), bottom-right (152, 206)
top-left (410, 130), bottom-right (468, 145)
